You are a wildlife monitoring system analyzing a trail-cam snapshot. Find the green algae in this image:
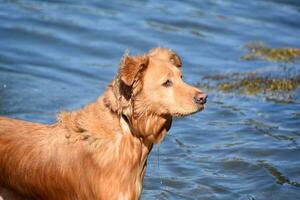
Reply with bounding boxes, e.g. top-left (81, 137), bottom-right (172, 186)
top-left (201, 70), bottom-right (300, 102)
top-left (218, 74), bottom-right (300, 95)
top-left (200, 42), bottom-right (300, 101)
top-left (241, 42), bottom-right (300, 62)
